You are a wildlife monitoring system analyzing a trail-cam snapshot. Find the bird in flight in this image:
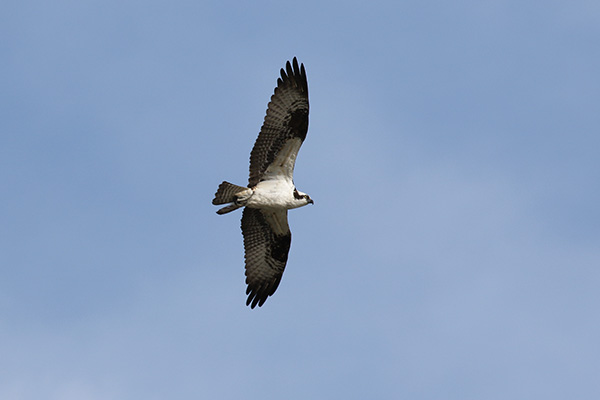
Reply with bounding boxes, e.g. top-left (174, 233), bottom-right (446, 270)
top-left (212, 57), bottom-right (313, 308)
